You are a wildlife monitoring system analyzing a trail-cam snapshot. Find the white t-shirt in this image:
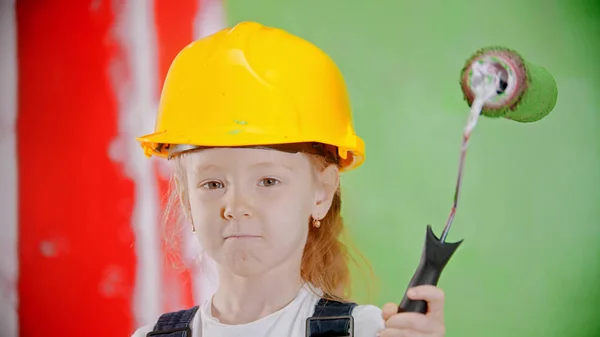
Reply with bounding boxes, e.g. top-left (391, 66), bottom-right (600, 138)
top-left (131, 284), bottom-right (384, 337)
